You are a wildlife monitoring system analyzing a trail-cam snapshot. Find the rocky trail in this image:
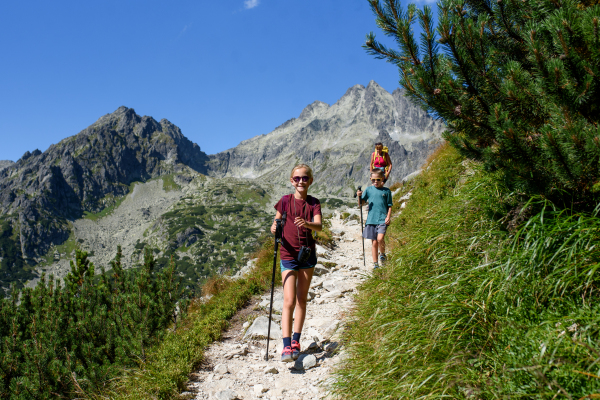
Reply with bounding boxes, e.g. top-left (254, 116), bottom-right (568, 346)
top-left (182, 209), bottom-right (370, 400)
